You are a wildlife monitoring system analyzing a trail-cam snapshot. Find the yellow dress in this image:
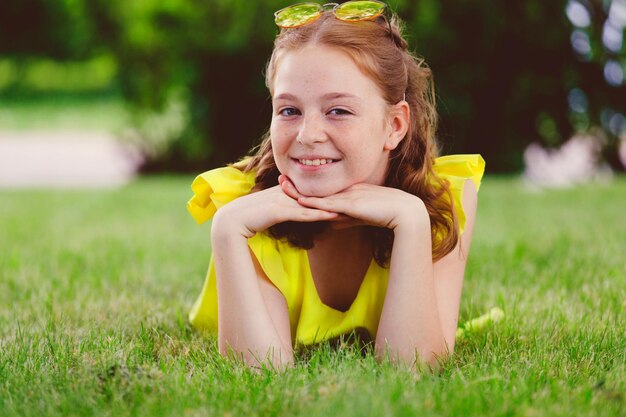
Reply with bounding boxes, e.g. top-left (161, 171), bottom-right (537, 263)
top-left (186, 154), bottom-right (485, 346)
